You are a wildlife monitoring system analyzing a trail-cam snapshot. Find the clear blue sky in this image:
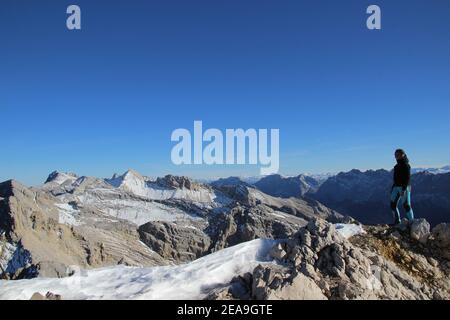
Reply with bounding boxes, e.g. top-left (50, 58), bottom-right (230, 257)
top-left (1, 0), bottom-right (449, 185)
